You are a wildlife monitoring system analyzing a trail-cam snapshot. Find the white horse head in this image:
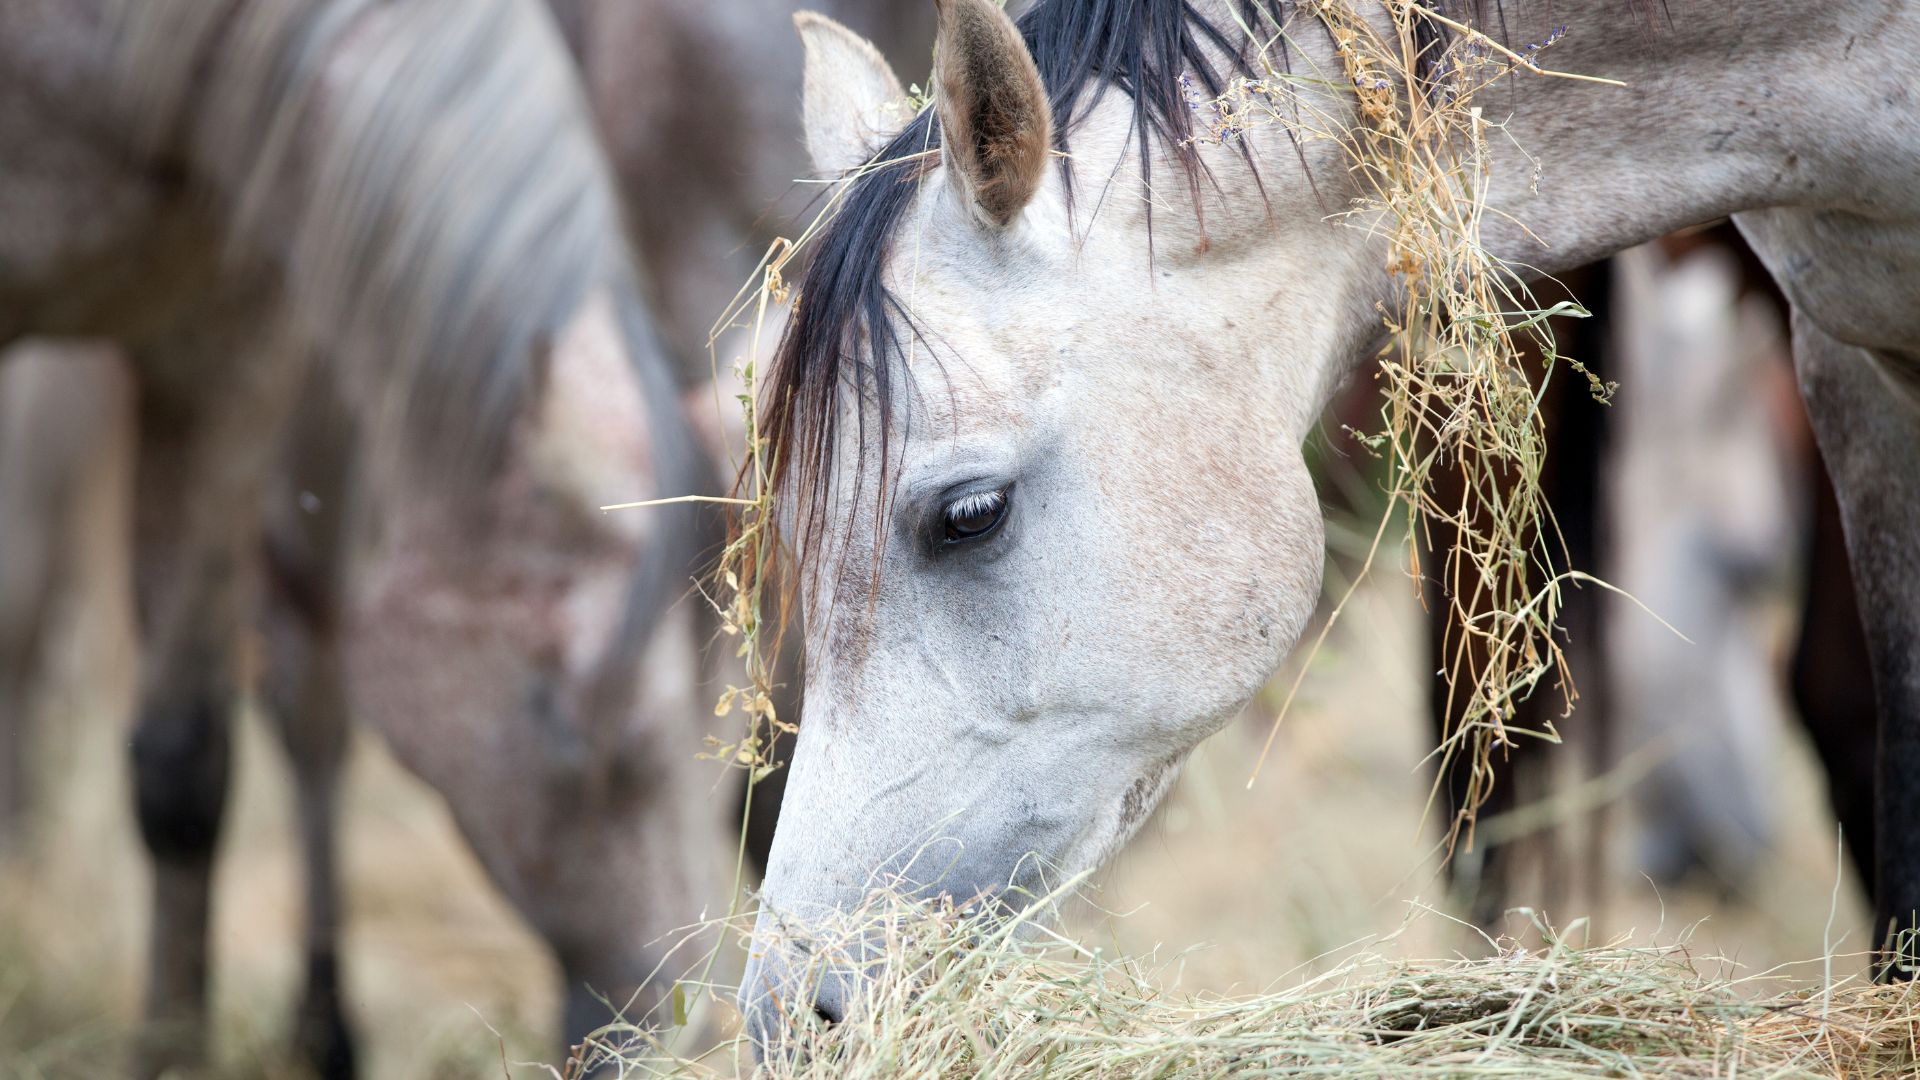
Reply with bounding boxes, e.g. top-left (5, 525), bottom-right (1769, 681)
top-left (742, 0), bottom-right (1381, 1034)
